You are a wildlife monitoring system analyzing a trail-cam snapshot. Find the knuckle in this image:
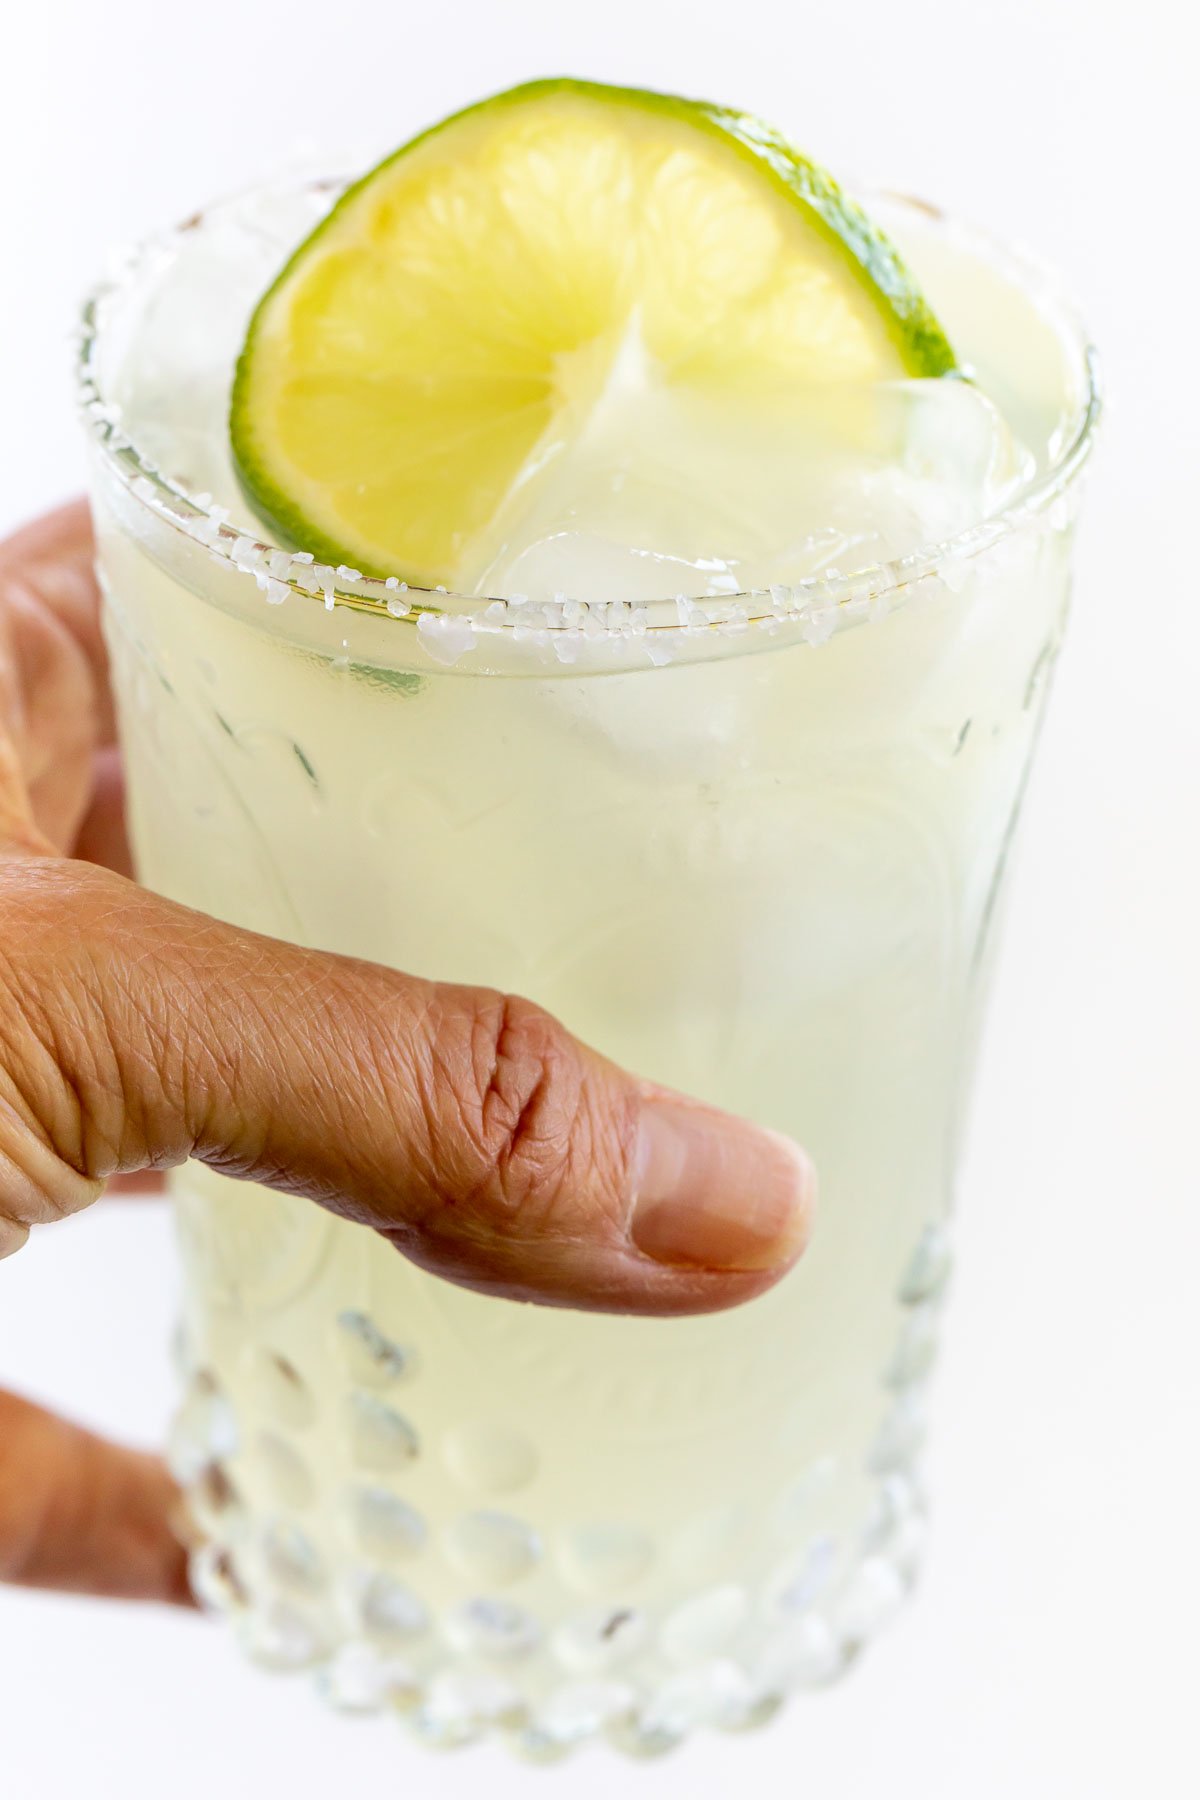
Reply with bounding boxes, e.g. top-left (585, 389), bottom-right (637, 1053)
top-left (0, 1121), bottom-right (97, 1229)
top-left (431, 989), bottom-right (627, 1233)
top-left (0, 859), bottom-right (131, 1207)
top-left (477, 994), bottom-right (579, 1205)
